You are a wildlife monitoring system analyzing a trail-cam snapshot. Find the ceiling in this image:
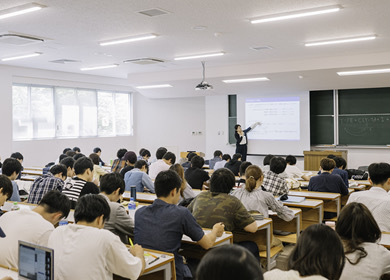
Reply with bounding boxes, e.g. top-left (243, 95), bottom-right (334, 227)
top-left (1, 0), bottom-right (390, 98)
